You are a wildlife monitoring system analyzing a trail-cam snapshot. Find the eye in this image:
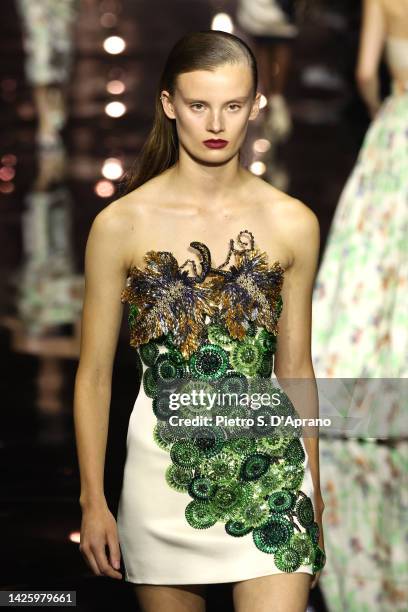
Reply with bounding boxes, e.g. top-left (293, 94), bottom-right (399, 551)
top-left (228, 104), bottom-right (241, 111)
top-left (190, 103), bottom-right (205, 111)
